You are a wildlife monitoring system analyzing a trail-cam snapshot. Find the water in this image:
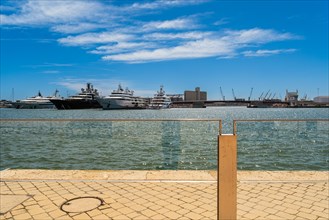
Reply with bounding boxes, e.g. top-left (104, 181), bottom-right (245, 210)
top-left (1, 107), bottom-right (328, 170)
